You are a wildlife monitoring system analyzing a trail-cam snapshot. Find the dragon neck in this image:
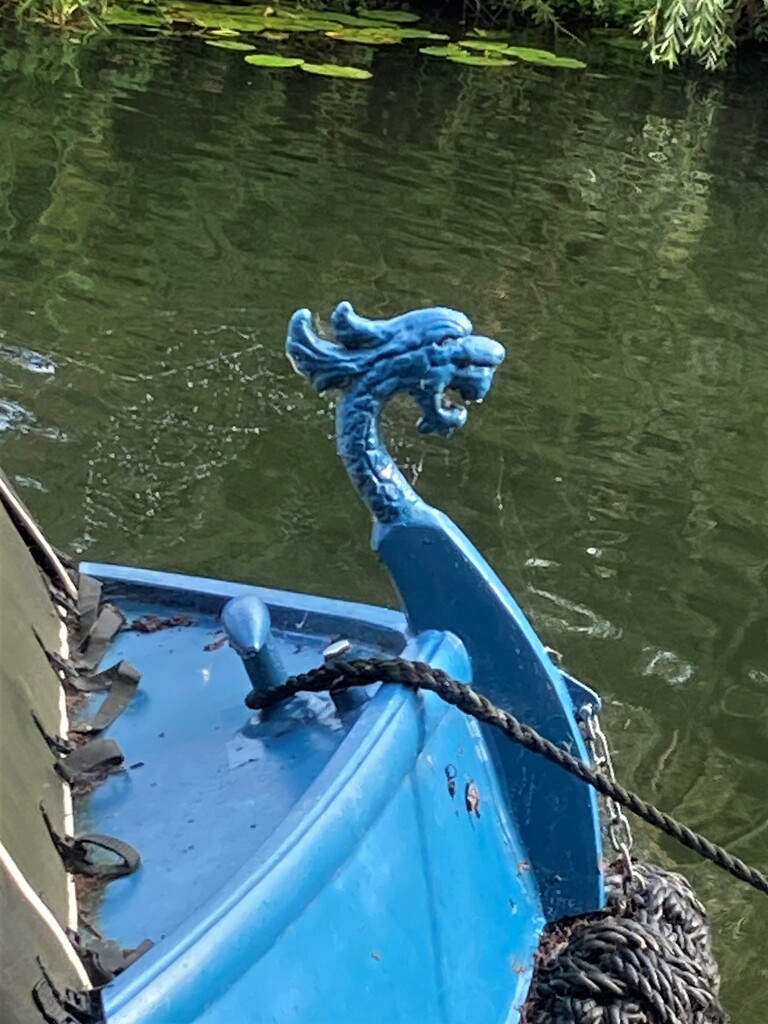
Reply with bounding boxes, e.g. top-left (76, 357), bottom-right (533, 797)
top-left (337, 386), bottom-right (422, 524)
